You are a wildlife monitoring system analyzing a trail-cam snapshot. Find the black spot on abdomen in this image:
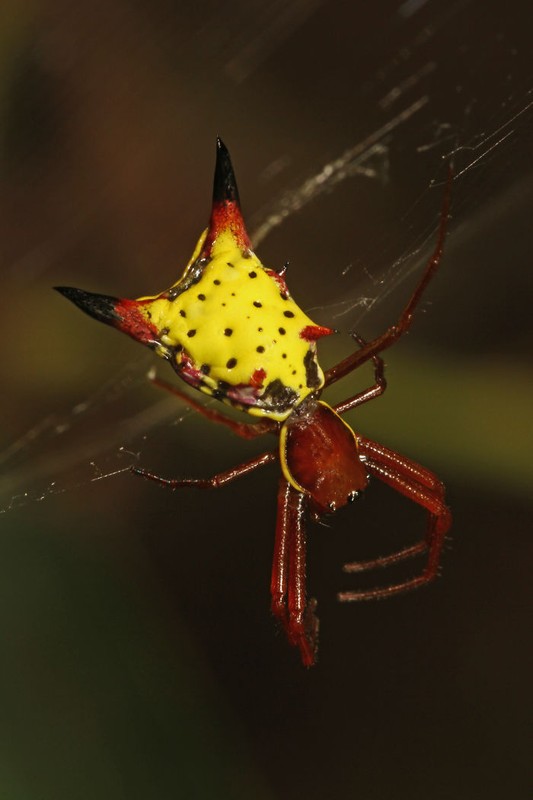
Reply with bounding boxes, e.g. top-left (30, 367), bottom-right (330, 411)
top-left (304, 350), bottom-right (321, 388)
